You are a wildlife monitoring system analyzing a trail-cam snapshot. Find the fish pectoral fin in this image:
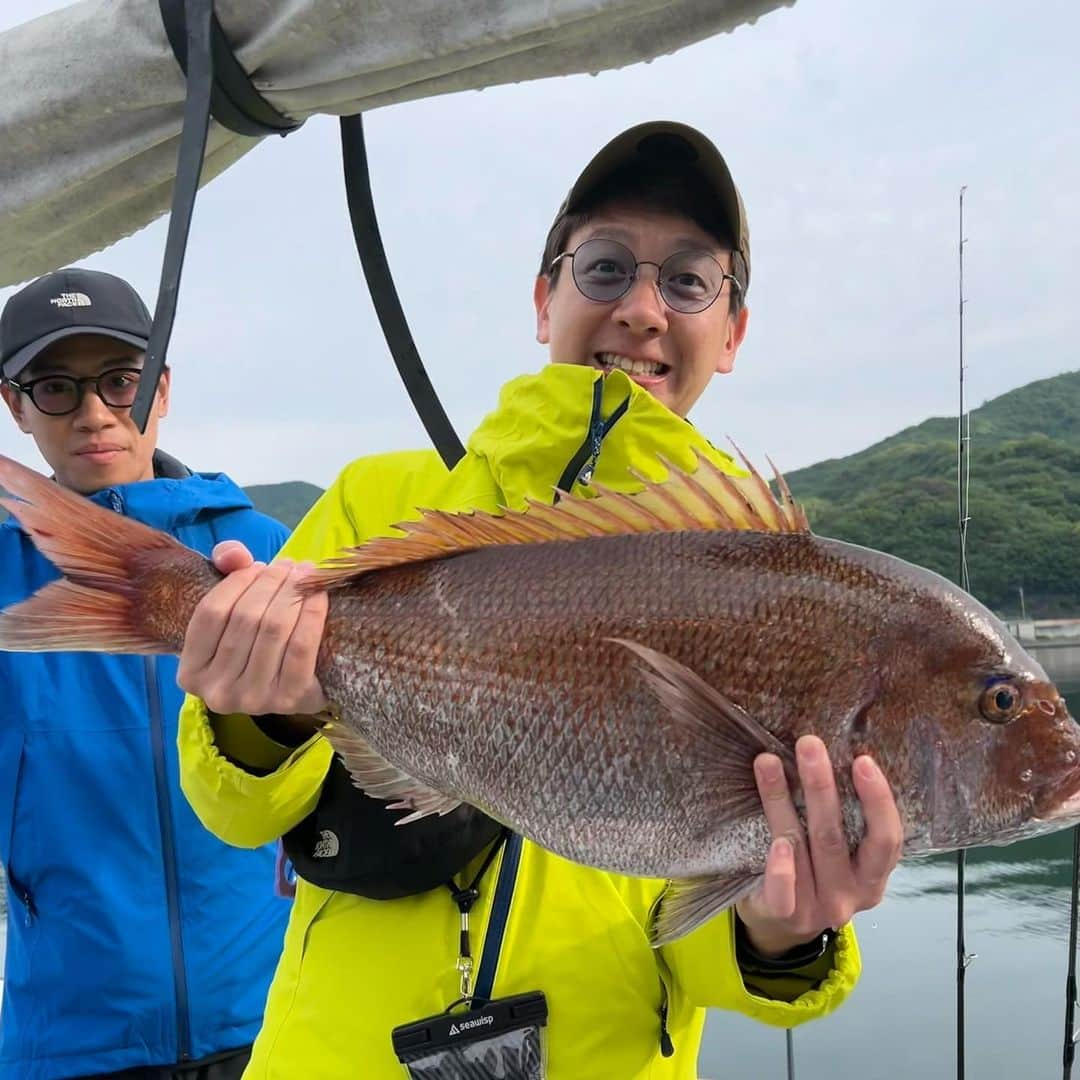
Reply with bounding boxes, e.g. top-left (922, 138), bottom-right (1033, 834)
top-left (611, 638), bottom-right (796, 820)
top-left (649, 872), bottom-right (762, 947)
top-left (320, 722), bottom-right (461, 823)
